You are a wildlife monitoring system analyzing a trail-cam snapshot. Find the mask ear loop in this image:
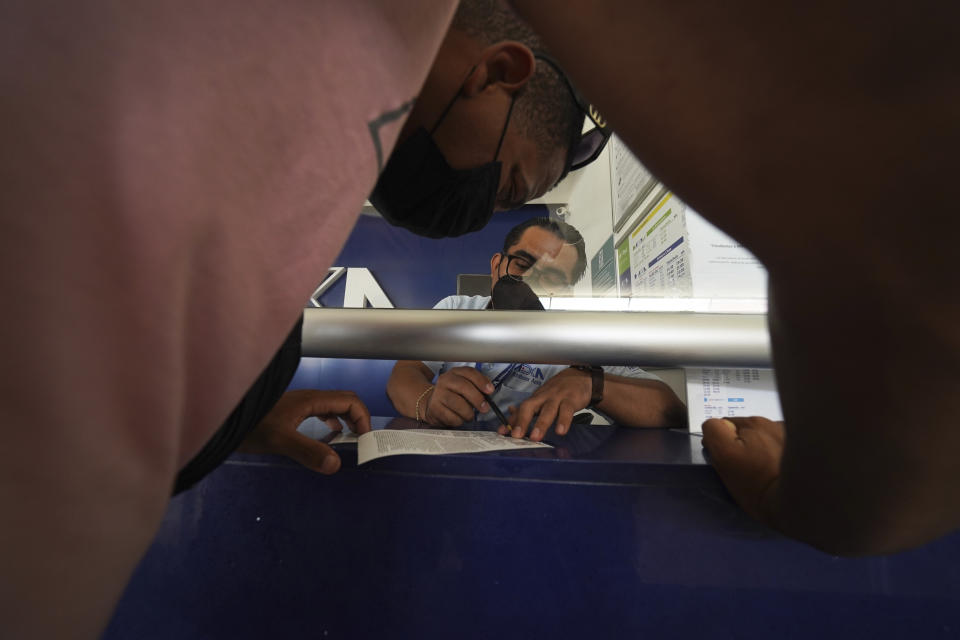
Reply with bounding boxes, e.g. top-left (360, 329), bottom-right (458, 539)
top-left (431, 60), bottom-right (517, 162)
top-left (492, 94), bottom-right (517, 161)
top-left (430, 65), bottom-right (479, 136)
